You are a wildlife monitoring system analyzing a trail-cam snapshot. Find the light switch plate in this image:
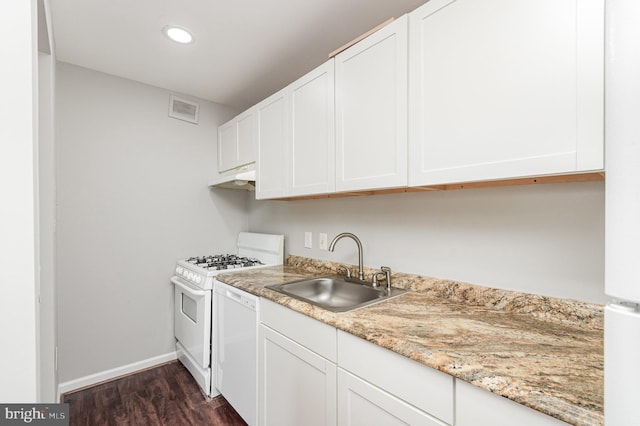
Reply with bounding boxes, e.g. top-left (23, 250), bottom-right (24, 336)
top-left (304, 231), bottom-right (312, 249)
top-left (319, 233), bottom-right (328, 250)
